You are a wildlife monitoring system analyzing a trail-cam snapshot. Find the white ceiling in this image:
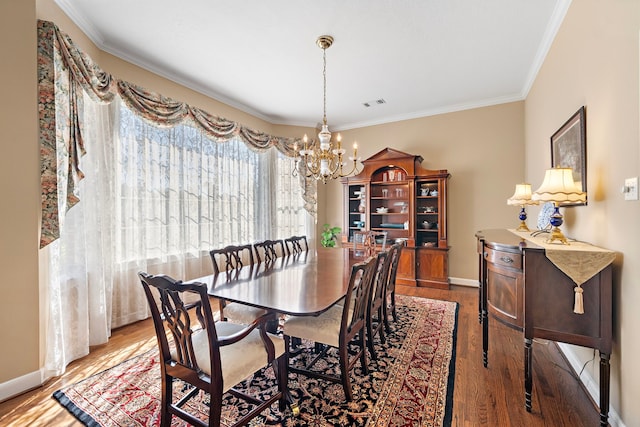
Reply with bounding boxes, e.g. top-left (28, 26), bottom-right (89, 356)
top-left (55, 0), bottom-right (569, 131)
